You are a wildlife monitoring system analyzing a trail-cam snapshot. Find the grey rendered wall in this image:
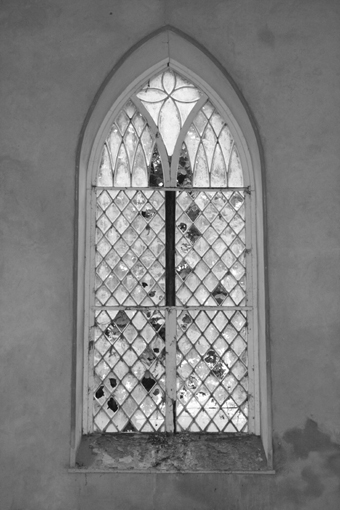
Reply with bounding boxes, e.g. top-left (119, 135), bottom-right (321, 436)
top-left (0, 1), bottom-right (340, 509)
